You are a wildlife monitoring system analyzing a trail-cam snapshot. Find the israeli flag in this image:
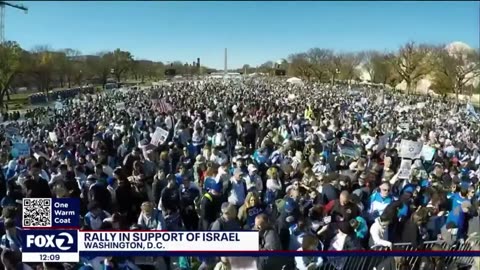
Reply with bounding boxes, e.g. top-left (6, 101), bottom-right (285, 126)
top-left (466, 103), bottom-right (479, 120)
